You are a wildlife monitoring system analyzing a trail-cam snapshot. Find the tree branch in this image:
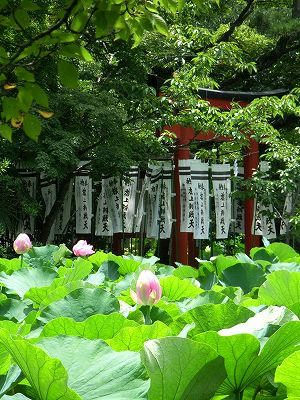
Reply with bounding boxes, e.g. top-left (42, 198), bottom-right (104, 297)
top-left (217, 0), bottom-right (256, 43)
top-left (221, 30), bottom-right (300, 89)
top-left (1, 0), bottom-right (80, 73)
